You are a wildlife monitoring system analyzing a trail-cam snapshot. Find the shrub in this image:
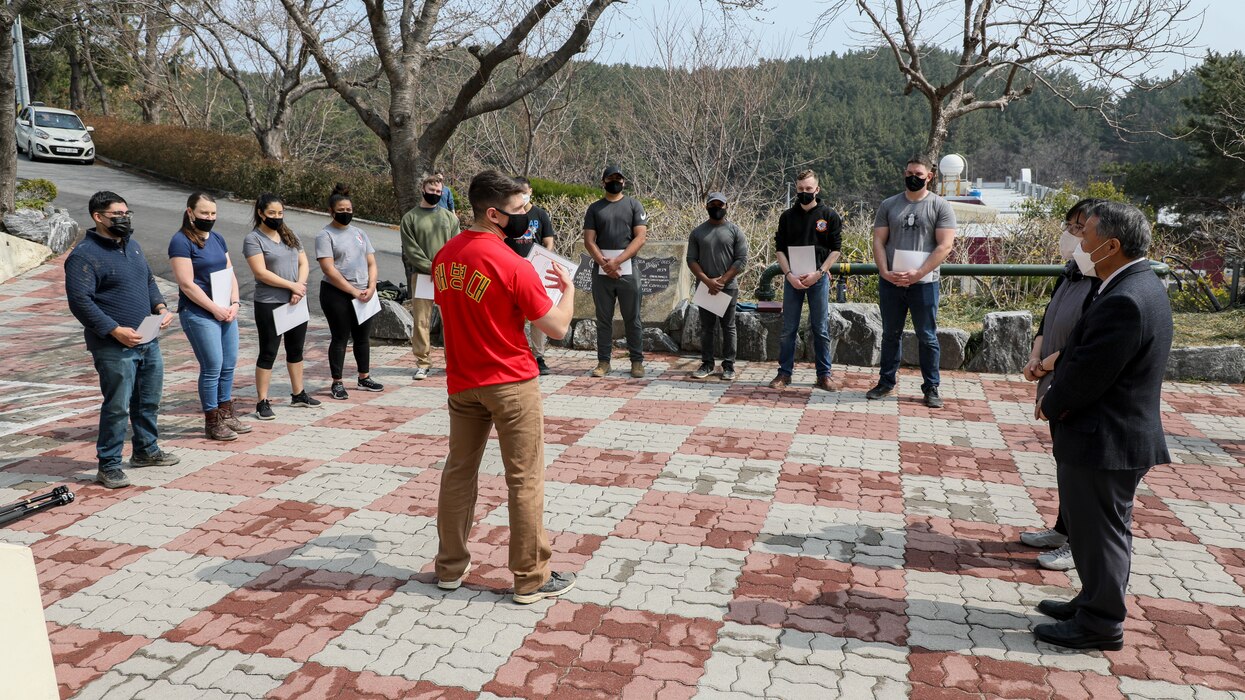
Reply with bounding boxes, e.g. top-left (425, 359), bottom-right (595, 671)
top-left (15, 177), bottom-right (57, 210)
